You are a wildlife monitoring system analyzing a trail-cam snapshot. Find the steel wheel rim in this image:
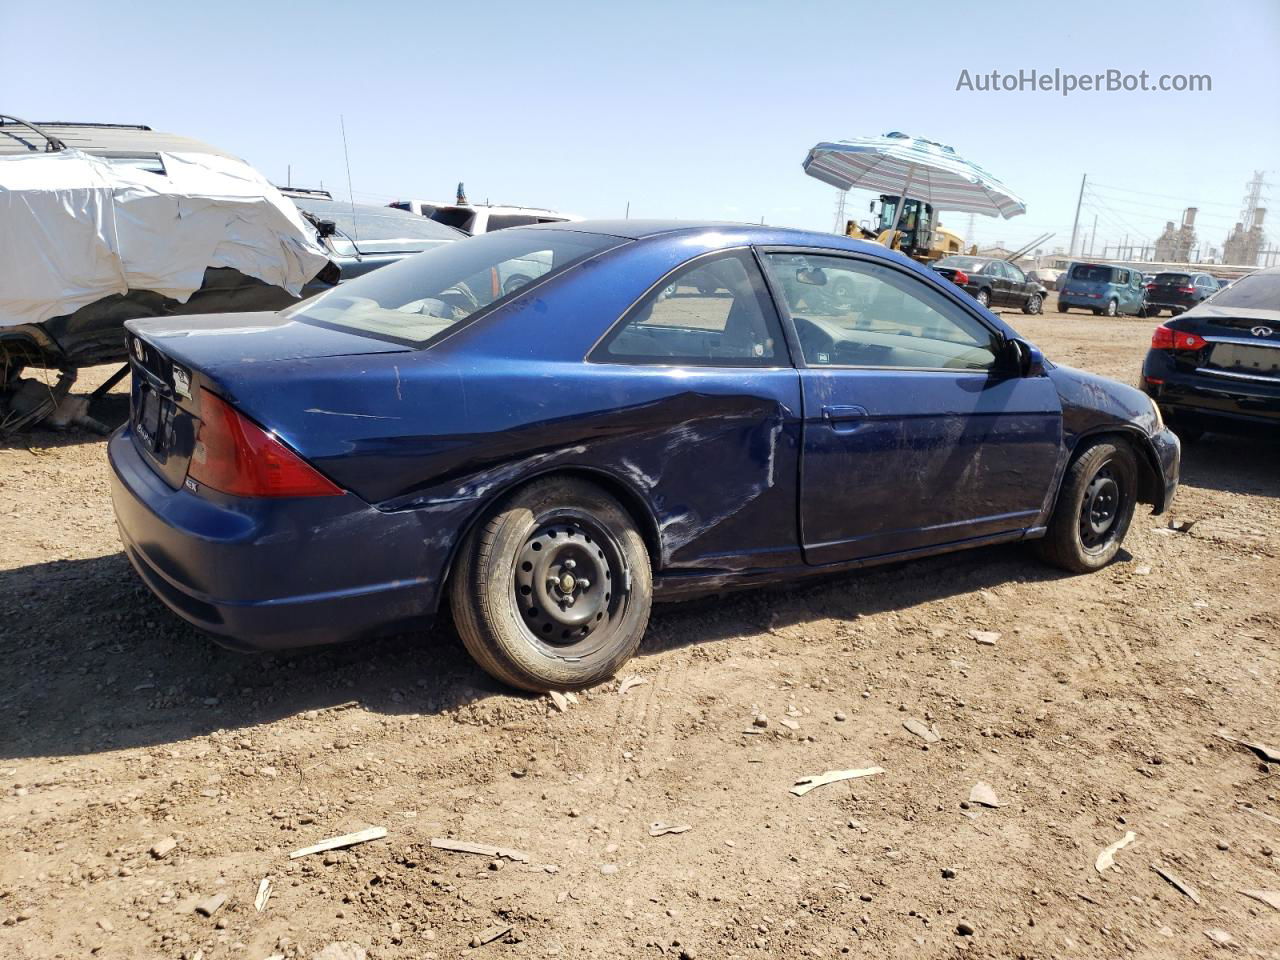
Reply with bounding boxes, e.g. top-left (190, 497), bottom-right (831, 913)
top-left (512, 513), bottom-right (627, 654)
top-left (1079, 461), bottom-right (1123, 549)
